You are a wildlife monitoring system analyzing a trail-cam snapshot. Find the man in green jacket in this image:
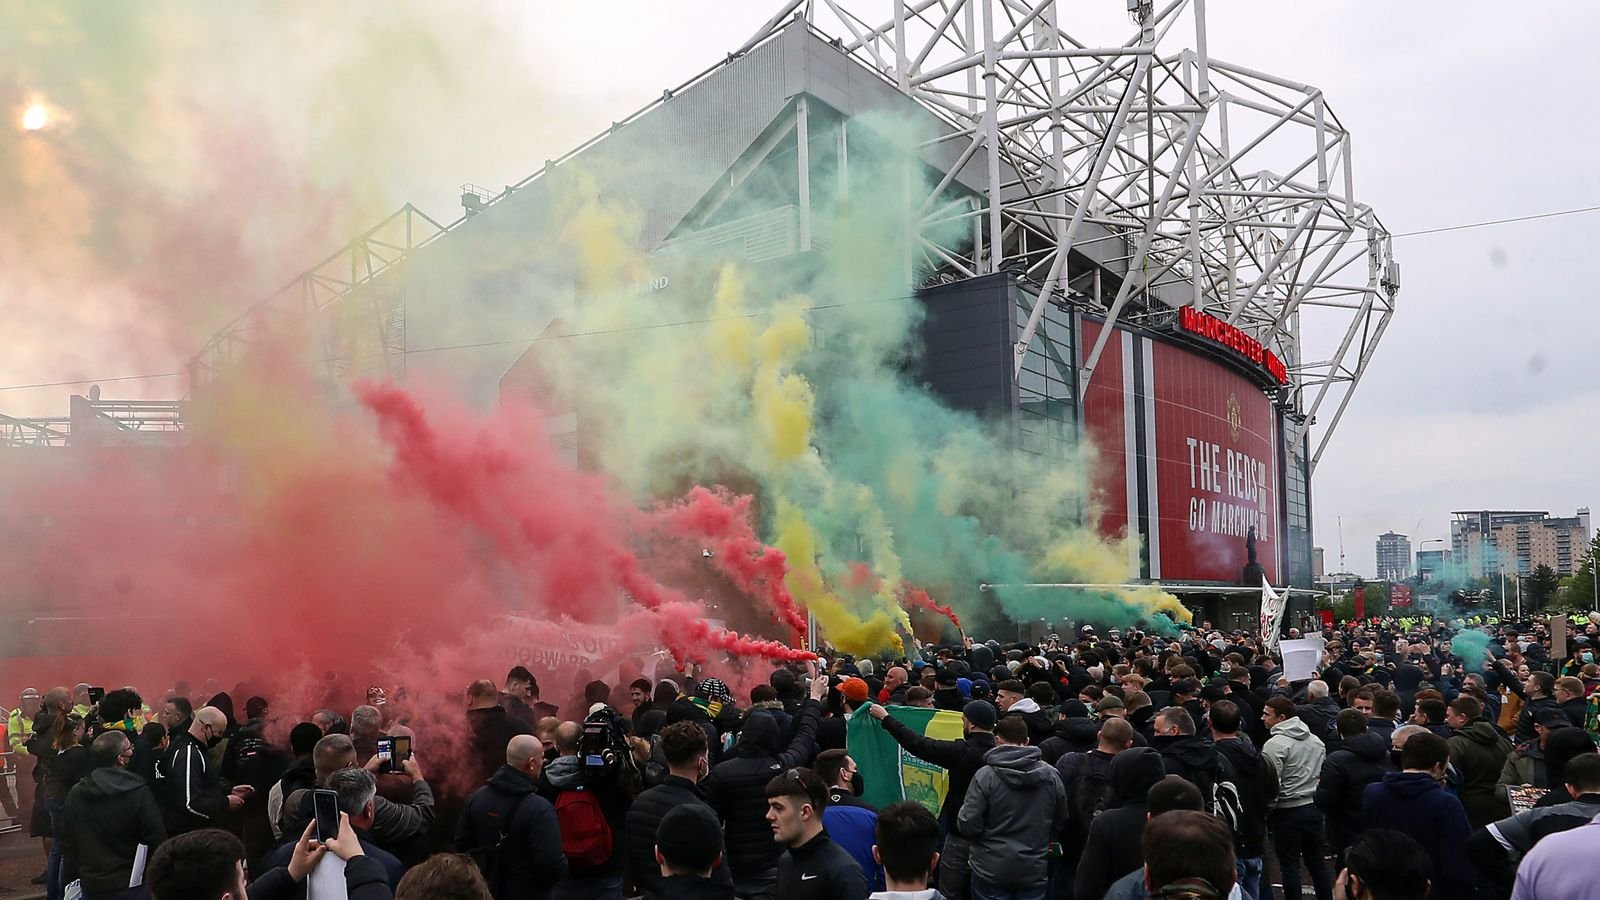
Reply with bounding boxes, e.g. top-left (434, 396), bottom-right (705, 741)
top-left (1445, 695), bottom-right (1512, 829)
top-left (62, 730), bottom-right (166, 898)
